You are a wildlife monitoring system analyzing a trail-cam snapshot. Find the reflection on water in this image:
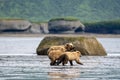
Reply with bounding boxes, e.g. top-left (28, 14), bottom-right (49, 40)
top-left (48, 66), bottom-right (80, 80)
top-left (48, 72), bottom-right (78, 80)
